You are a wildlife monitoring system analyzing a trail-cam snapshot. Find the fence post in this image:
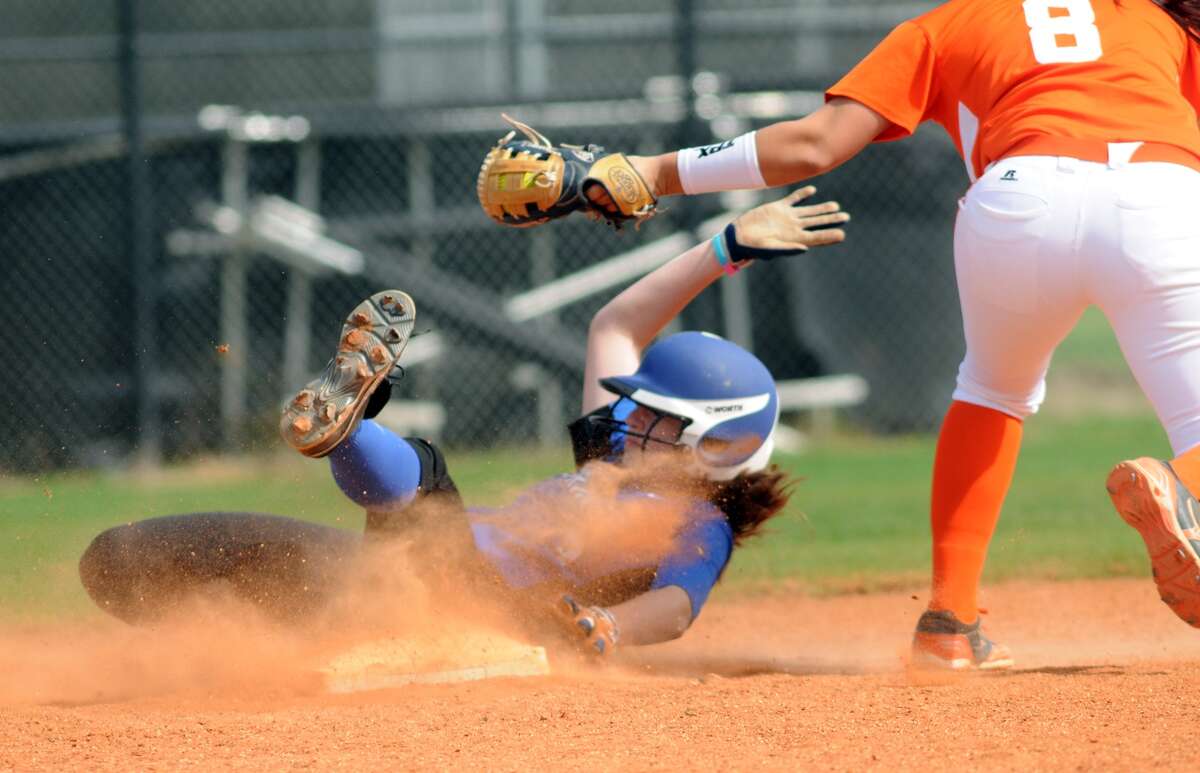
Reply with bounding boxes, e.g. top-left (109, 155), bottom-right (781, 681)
top-left (527, 228), bottom-right (561, 445)
top-left (282, 139), bottom-right (322, 395)
top-left (117, 0), bottom-right (160, 466)
top-left (675, 2), bottom-right (754, 349)
top-left (513, 0), bottom-right (547, 100)
top-left (219, 136), bottom-right (249, 451)
top-left (675, 0), bottom-right (701, 151)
